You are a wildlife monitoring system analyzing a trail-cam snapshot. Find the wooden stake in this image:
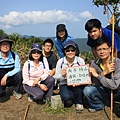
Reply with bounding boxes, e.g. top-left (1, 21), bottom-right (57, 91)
top-left (23, 103), bottom-right (30, 120)
top-left (110, 14), bottom-right (115, 120)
